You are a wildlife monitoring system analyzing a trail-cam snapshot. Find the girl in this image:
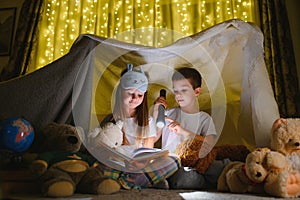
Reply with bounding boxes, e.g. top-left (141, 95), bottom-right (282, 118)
top-left (99, 64), bottom-right (181, 189)
top-left (101, 64), bottom-right (155, 148)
